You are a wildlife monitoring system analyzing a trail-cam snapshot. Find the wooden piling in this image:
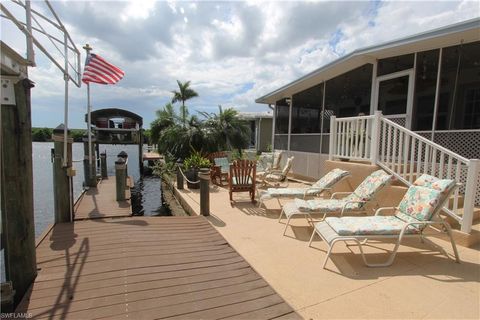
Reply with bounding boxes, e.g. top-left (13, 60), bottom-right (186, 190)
top-left (177, 160), bottom-right (184, 190)
top-left (199, 168), bottom-right (210, 216)
top-left (0, 78), bottom-right (37, 307)
top-left (115, 158), bottom-right (127, 201)
top-left (83, 134), bottom-right (97, 187)
top-left (138, 130), bottom-right (144, 174)
top-left (100, 152), bottom-right (108, 178)
top-left (52, 124), bottom-right (73, 223)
